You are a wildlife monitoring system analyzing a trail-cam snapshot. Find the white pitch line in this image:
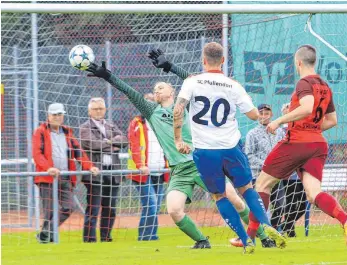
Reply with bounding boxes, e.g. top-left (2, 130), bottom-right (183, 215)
top-left (176, 244), bottom-right (230, 248)
top-left (294, 260), bottom-right (347, 265)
